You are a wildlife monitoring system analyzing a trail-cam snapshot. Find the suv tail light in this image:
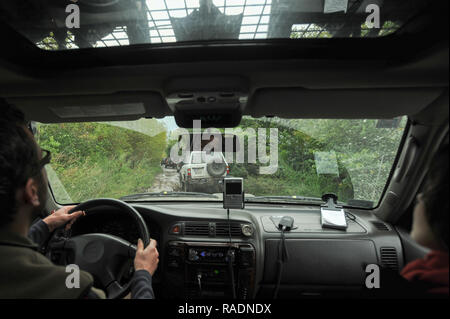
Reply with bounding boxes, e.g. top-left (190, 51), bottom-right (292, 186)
top-left (187, 168), bottom-right (191, 177)
top-left (226, 165), bottom-right (230, 174)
